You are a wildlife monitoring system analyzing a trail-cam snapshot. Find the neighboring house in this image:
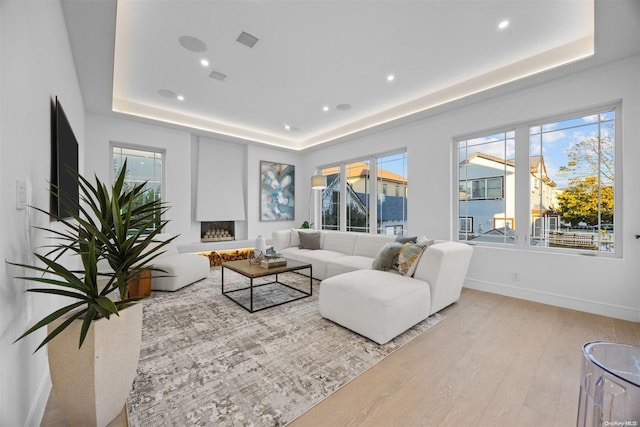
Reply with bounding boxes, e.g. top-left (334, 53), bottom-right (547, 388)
top-left (458, 153), bottom-right (516, 238)
top-left (459, 153), bottom-right (559, 240)
top-left (321, 162), bottom-right (408, 234)
top-left (529, 155), bottom-right (560, 240)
